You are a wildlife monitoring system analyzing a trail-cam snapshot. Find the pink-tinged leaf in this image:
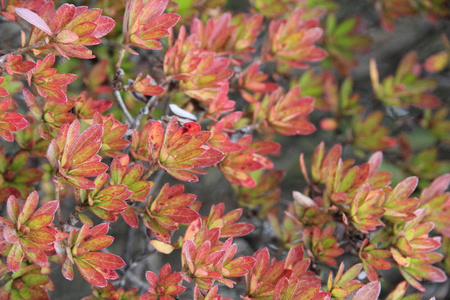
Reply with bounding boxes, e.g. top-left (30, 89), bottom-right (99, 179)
top-left (225, 256), bottom-right (256, 277)
top-left (142, 13), bottom-right (180, 34)
top-left (92, 16), bottom-right (115, 38)
top-left (5, 55), bottom-right (36, 75)
top-left (424, 51), bottom-right (448, 73)
top-left (221, 223), bottom-right (255, 238)
top-left (15, 7), bottom-right (52, 35)
top-left (55, 29), bottom-right (79, 43)
top-left (388, 177), bottom-right (418, 202)
top-left (7, 243), bottom-right (24, 272)
top-left (27, 214), bottom-right (53, 231)
top-left (18, 191), bottom-right (39, 224)
top-left (6, 195), bottom-right (20, 224)
top-left (121, 206), bottom-right (138, 228)
top-left (68, 123), bottom-right (103, 159)
top-left (349, 281), bottom-right (380, 300)
top-left (68, 161), bottom-right (109, 177)
top-left (27, 229), bottom-right (56, 245)
top-left (74, 259), bottom-right (107, 287)
top-left (81, 235), bottom-right (114, 251)
top-left (80, 252), bottom-right (125, 269)
top-left (165, 169), bottom-right (199, 182)
top-left (62, 257), bottom-right (75, 281)
top-left (417, 94), bottom-right (442, 109)
top-left (89, 223), bottom-right (111, 238)
top-left (133, 76), bottom-right (165, 96)
top-left (166, 208), bottom-right (200, 224)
